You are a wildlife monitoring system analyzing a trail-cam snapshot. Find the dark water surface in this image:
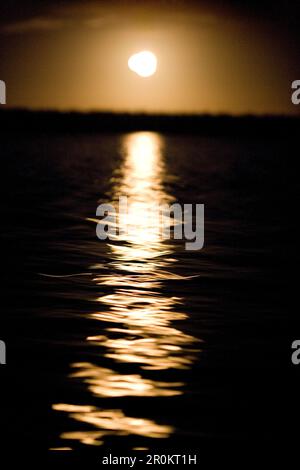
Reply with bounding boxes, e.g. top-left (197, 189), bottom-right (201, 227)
top-left (0, 131), bottom-right (296, 463)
